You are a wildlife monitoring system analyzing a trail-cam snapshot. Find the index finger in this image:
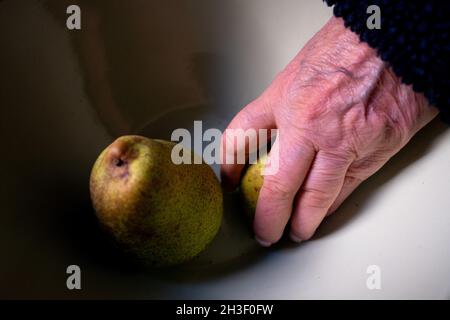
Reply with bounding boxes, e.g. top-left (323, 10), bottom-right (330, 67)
top-left (254, 132), bottom-right (316, 246)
